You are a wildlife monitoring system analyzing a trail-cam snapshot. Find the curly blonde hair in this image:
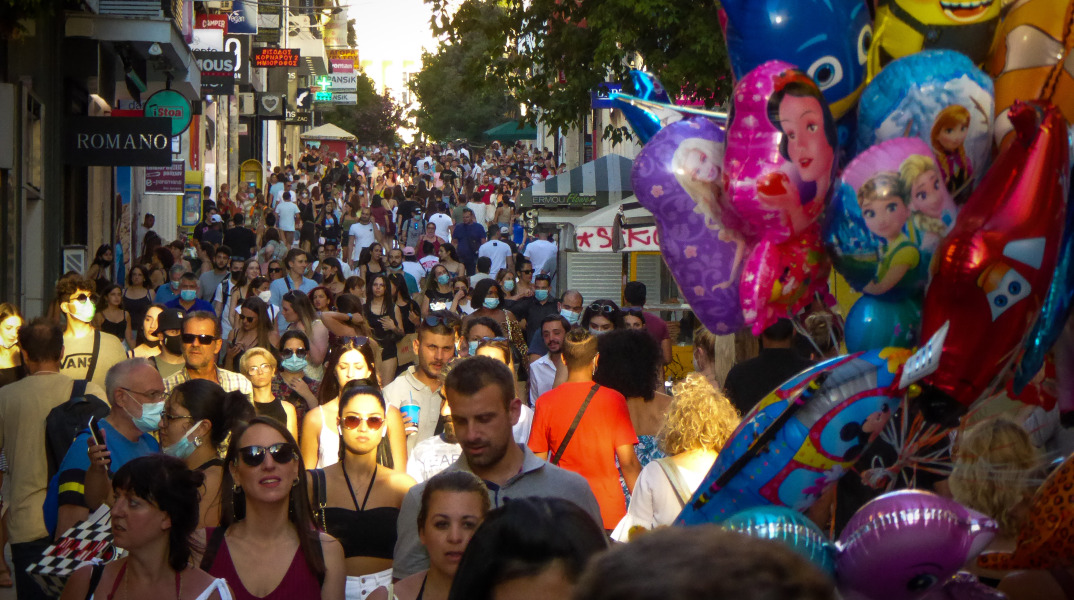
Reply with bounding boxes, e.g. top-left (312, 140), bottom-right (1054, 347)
top-left (949, 418), bottom-right (1039, 536)
top-left (658, 373), bottom-right (741, 456)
